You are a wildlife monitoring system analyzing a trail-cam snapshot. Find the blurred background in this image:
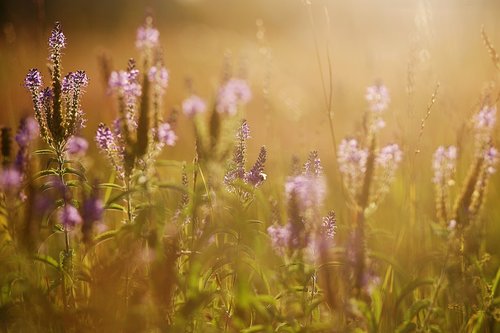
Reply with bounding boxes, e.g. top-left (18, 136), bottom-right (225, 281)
top-left (0, 0), bottom-right (498, 241)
